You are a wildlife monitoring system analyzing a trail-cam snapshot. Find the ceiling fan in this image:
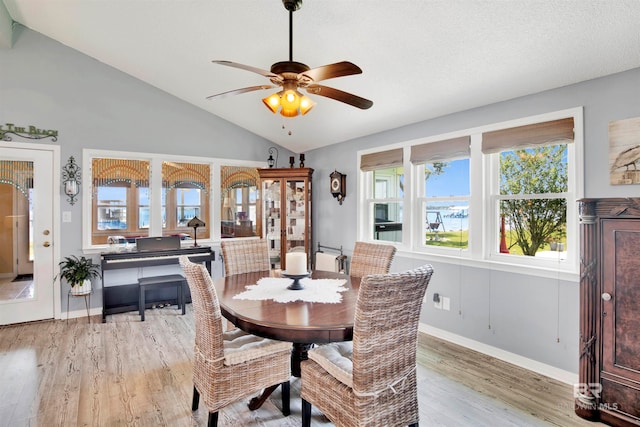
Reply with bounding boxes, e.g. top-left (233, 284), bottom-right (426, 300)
top-left (207, 0), bottom-right (373, 117)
